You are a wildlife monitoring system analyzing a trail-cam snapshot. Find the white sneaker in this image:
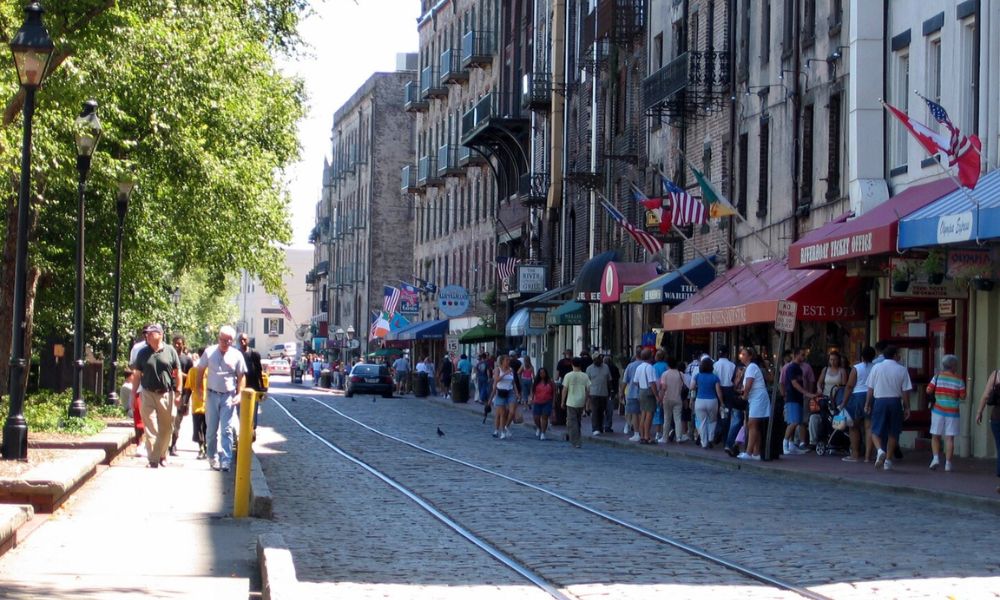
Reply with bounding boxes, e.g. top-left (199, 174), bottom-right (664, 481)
top-left (786, 445), bottom-right (806, 455)
top-left (737, 452), bottom-right (751, 460)
top-left (629, 433), bottom-right (641, 442)
top-left (499, 430), bottom-right (507, 440)
top-left (677, 435), bottom-right (690, 443)
top-left (623, 424), bottom-right (632, 435)
top-left (929, 455), bottom-right (940, 470)
top-left (655, 435), bottom-right (664, 444)
top-left (883, 459), bottom-right (893, 471)
top-left (539, 432), bottom-right (546, 441)
top-left (749, 454), bottom-right (762, 461)
top-left (782, 439), bottom-right (790, 454)
top-left (874, 449), bottom-right (887, 470)
top-left (591, 430), bottom-right (601, 437)
top-left (945, 461), bottom-right (954, 472)
top-left (492, 430), bottom-right (499, 438)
